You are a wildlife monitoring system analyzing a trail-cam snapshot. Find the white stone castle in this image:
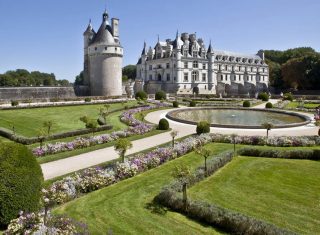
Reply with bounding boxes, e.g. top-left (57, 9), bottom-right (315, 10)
top-left (136, 32), bottom-right (269, 96)
top-left (83, 10), bottom-right (123, 96)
